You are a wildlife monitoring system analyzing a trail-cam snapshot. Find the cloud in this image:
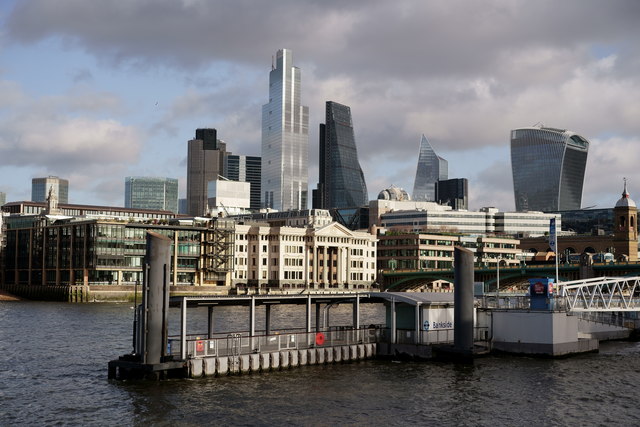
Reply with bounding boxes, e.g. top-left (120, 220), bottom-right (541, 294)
top-left (0, 80), bottom-right (142, 174)
top-left (4, 0), bottom-right (640, 211)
